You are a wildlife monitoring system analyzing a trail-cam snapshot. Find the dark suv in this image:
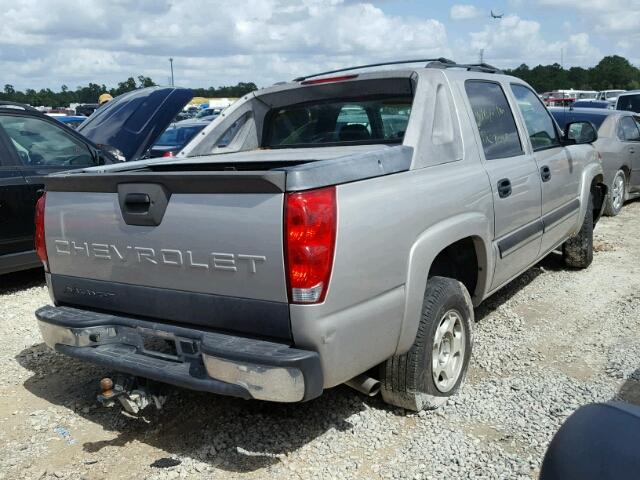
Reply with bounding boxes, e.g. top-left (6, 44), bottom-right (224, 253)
top-left (0, 87), bottom-right (192, 275)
